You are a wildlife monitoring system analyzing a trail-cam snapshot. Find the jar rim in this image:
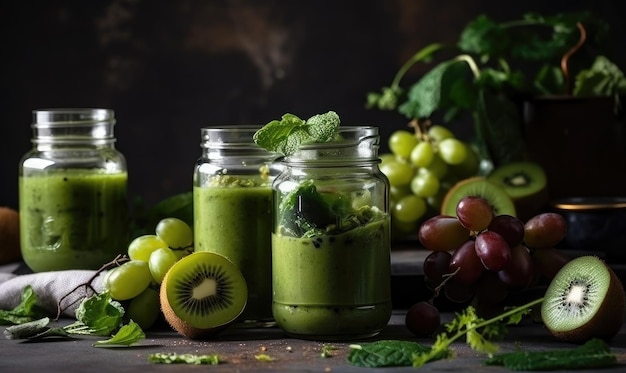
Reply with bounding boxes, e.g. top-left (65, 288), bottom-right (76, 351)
top-left (33, 108), bottom-right (115, 126)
